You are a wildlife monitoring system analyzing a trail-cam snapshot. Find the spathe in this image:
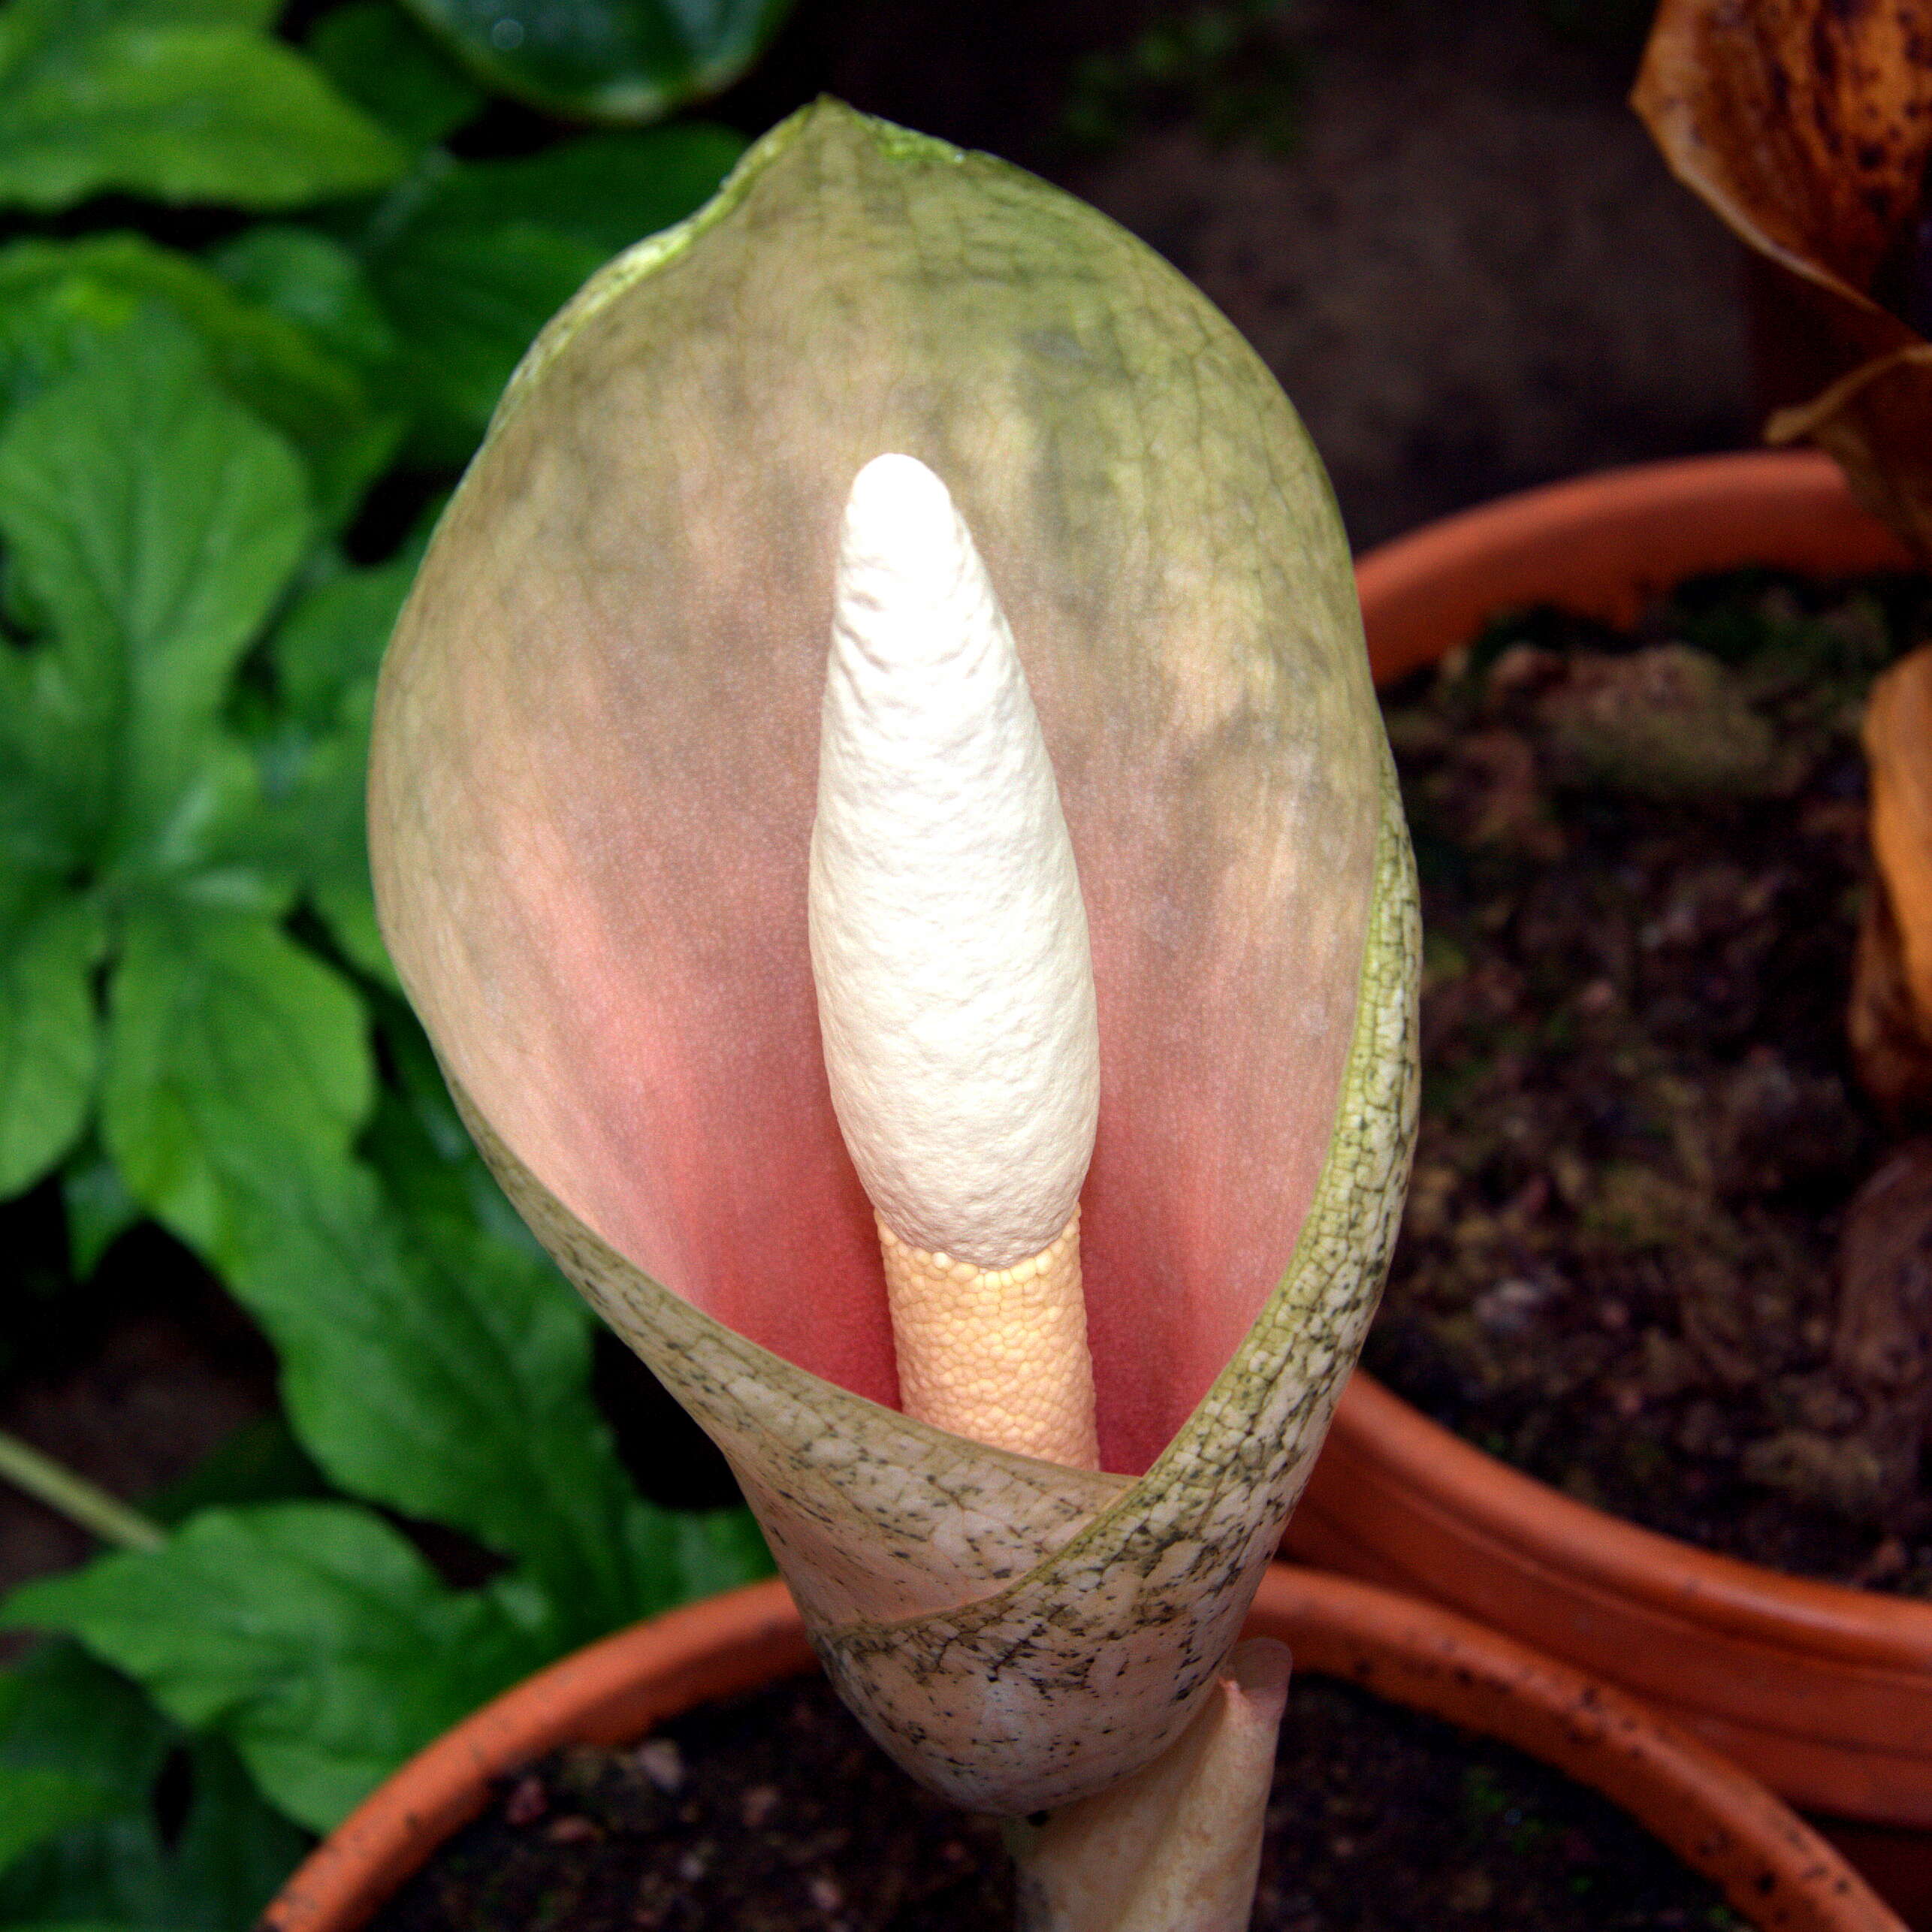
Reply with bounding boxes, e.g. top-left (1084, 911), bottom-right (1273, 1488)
top-left (369, 98), bottom-right (1418, 1814)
